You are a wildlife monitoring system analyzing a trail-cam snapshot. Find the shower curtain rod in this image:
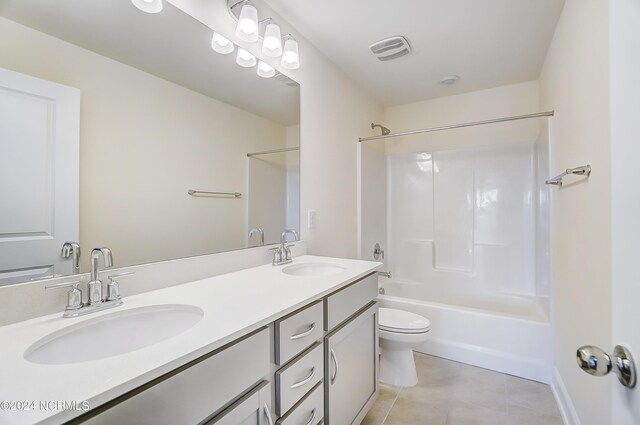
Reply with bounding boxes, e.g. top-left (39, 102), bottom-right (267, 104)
top-left (246, 146), bottom-right (300, 157)
top-left (358, 110), bottom-right (555, 142)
